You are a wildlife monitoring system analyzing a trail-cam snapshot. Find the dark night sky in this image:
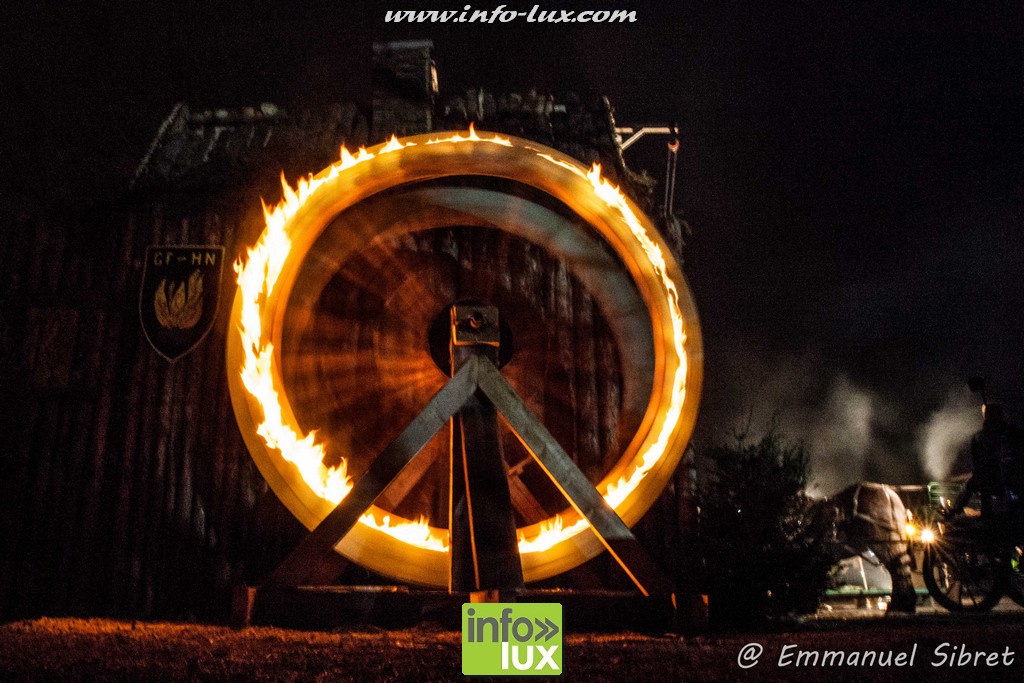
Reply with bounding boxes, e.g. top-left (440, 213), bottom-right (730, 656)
top-left (2, 1), bottom-right (1022, 492)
